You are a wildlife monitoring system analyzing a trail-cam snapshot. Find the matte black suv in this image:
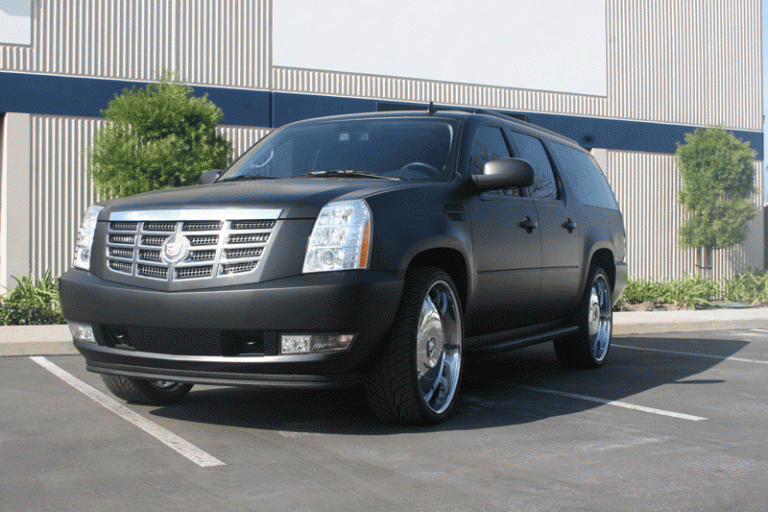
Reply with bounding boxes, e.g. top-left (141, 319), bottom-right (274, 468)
top-left (60, 107), bottom-right (627, 425)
